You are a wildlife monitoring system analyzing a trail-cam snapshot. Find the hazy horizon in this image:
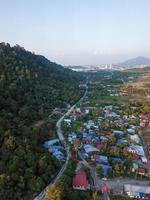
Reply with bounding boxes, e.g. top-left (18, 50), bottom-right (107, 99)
top-left (1, 0), bottom-right (150, 65)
